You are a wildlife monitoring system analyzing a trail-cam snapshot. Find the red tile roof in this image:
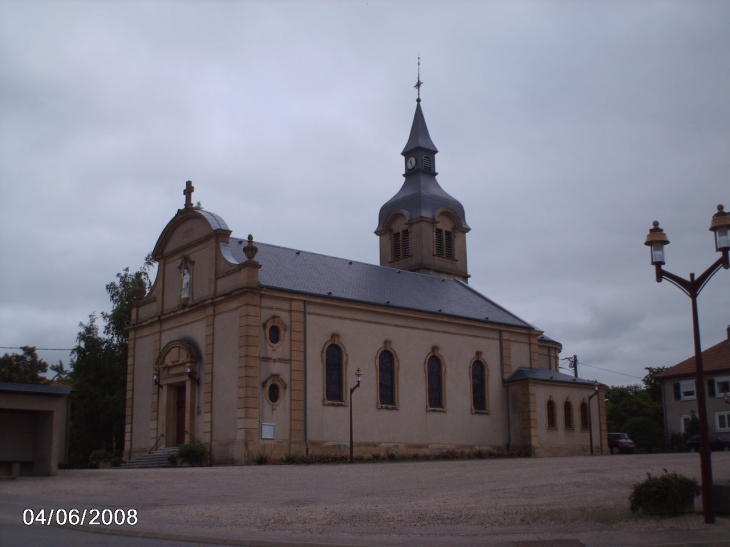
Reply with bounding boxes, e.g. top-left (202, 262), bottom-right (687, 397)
top-left (656, 336), bottom-right (730, 379)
